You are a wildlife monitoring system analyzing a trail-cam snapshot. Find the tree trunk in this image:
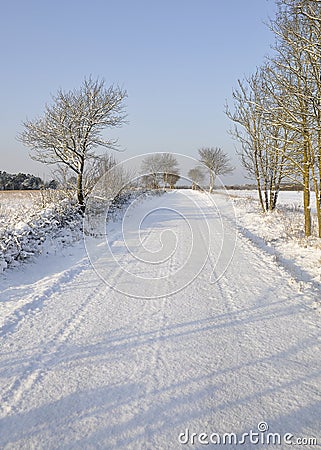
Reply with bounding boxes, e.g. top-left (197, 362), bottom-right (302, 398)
top-left (77, 159), bottom-right (85, 212)
top-left (317, 126), bottom-right (321, 238)
top-left (264, 189), bottom-right (269, 212)
top-left (253, 147), bottom-right (266, 213)
top-left (209, 171), bottom-right (215, 193)
top-left (303, 143), bottom-right (311, 237)
top-left (318, 190), bottom-right (321, 238)
top-left (312, 173), bottom-right (321, 238)
top-left (311, 143), bottom-right (321, 238)
top-left (269, 170), bottom-right (279, 211)
top-left (256, 183), bottom-right (265, 213)
top-left (303, 180), bottom-right (311, 237)
top-left (306, 117), bottom-right (321, 237)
